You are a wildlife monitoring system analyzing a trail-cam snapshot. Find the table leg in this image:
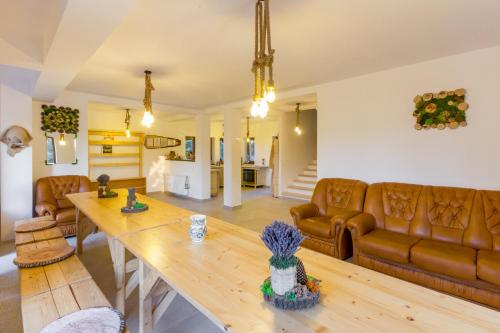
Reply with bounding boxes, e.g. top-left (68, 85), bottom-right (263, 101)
top-left (76, 209), bottom-right (96, 255)
top-left (138, 260), bottom-right (177, 333)
top-left (108, 237), bottom-right (126, 314)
